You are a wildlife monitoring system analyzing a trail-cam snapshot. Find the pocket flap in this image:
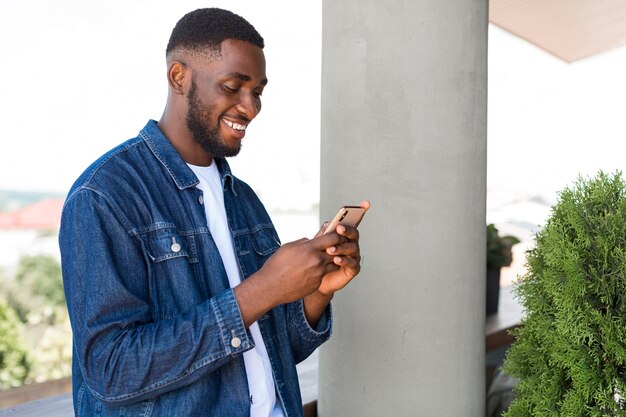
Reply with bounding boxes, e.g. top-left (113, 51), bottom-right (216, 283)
top-left (146, 229), bottom-right (190, 262)
top-left (250, 228), bottom-right (280, 256)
